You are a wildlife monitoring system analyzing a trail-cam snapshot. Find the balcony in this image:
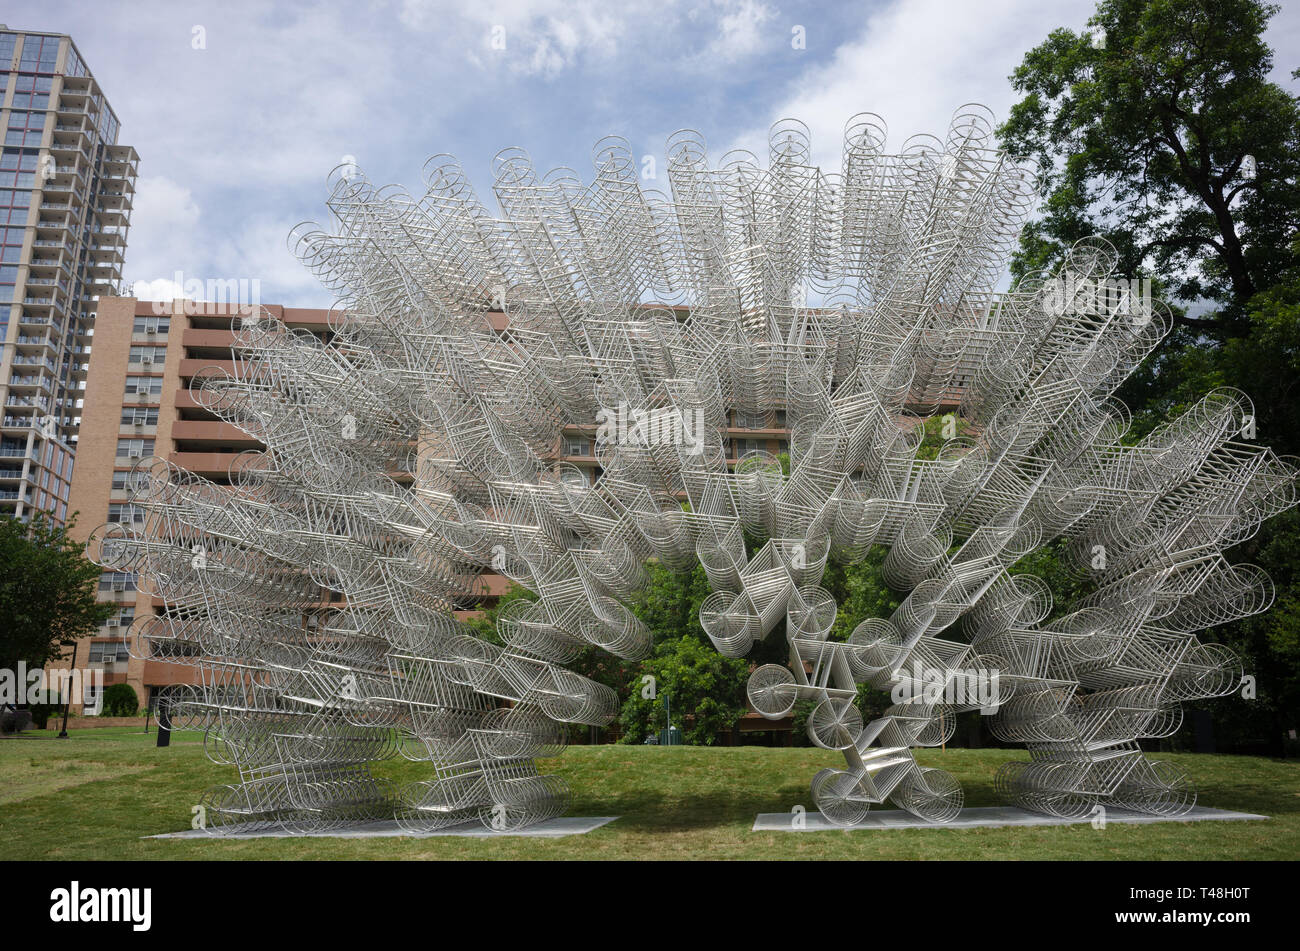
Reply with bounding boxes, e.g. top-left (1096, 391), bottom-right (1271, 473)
top-left (170, 419), bottom-right (259, 443)
top-left (181, 328), bottom-right (240, 349)
top-left (168, 451), bottom-right (263, 477)
top-left (179, 358), bottom-right (236, 377)
top-left (98, 194), bottom-right (133, 212)
top-left (11, 357), bottom-right (58, 372)
top-left (91, 209), bottom-right (129, 228)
